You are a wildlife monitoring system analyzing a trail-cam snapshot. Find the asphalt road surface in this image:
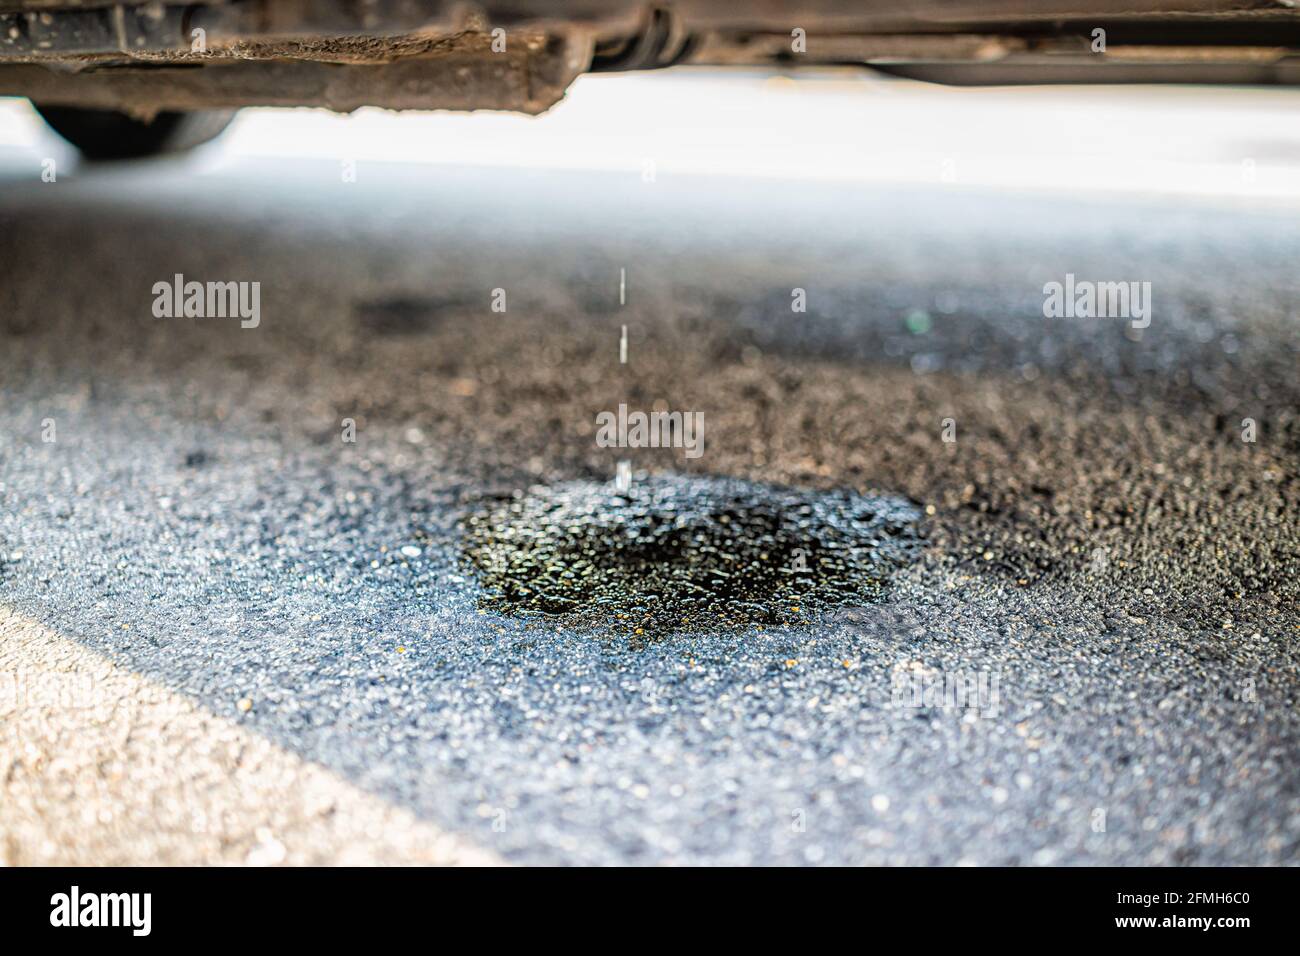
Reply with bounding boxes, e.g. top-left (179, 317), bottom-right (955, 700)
top-left (1, 82), bottom-right (1298, 865)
